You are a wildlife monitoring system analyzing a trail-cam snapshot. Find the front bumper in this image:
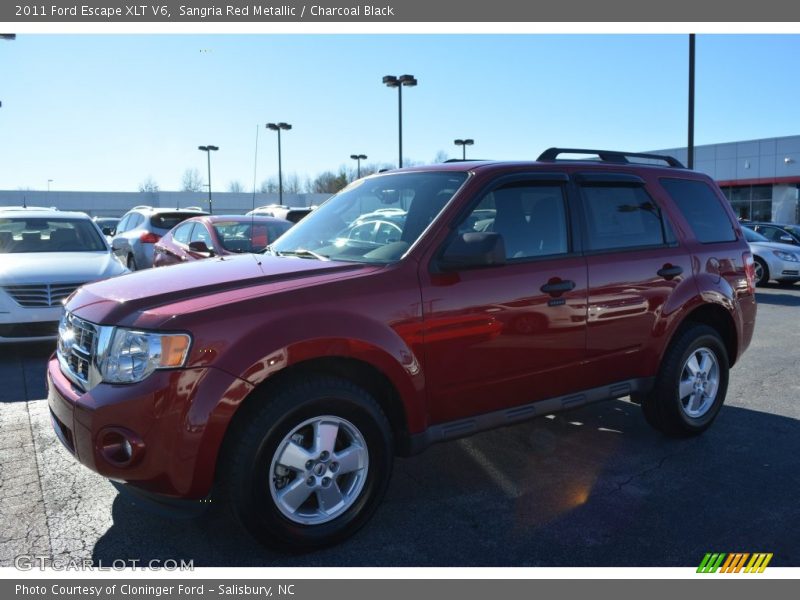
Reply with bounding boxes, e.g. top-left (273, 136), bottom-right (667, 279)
top-left (47, 355), bottom-right (254, 499)
top-left (0, 304), bottom-right (62, 343)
